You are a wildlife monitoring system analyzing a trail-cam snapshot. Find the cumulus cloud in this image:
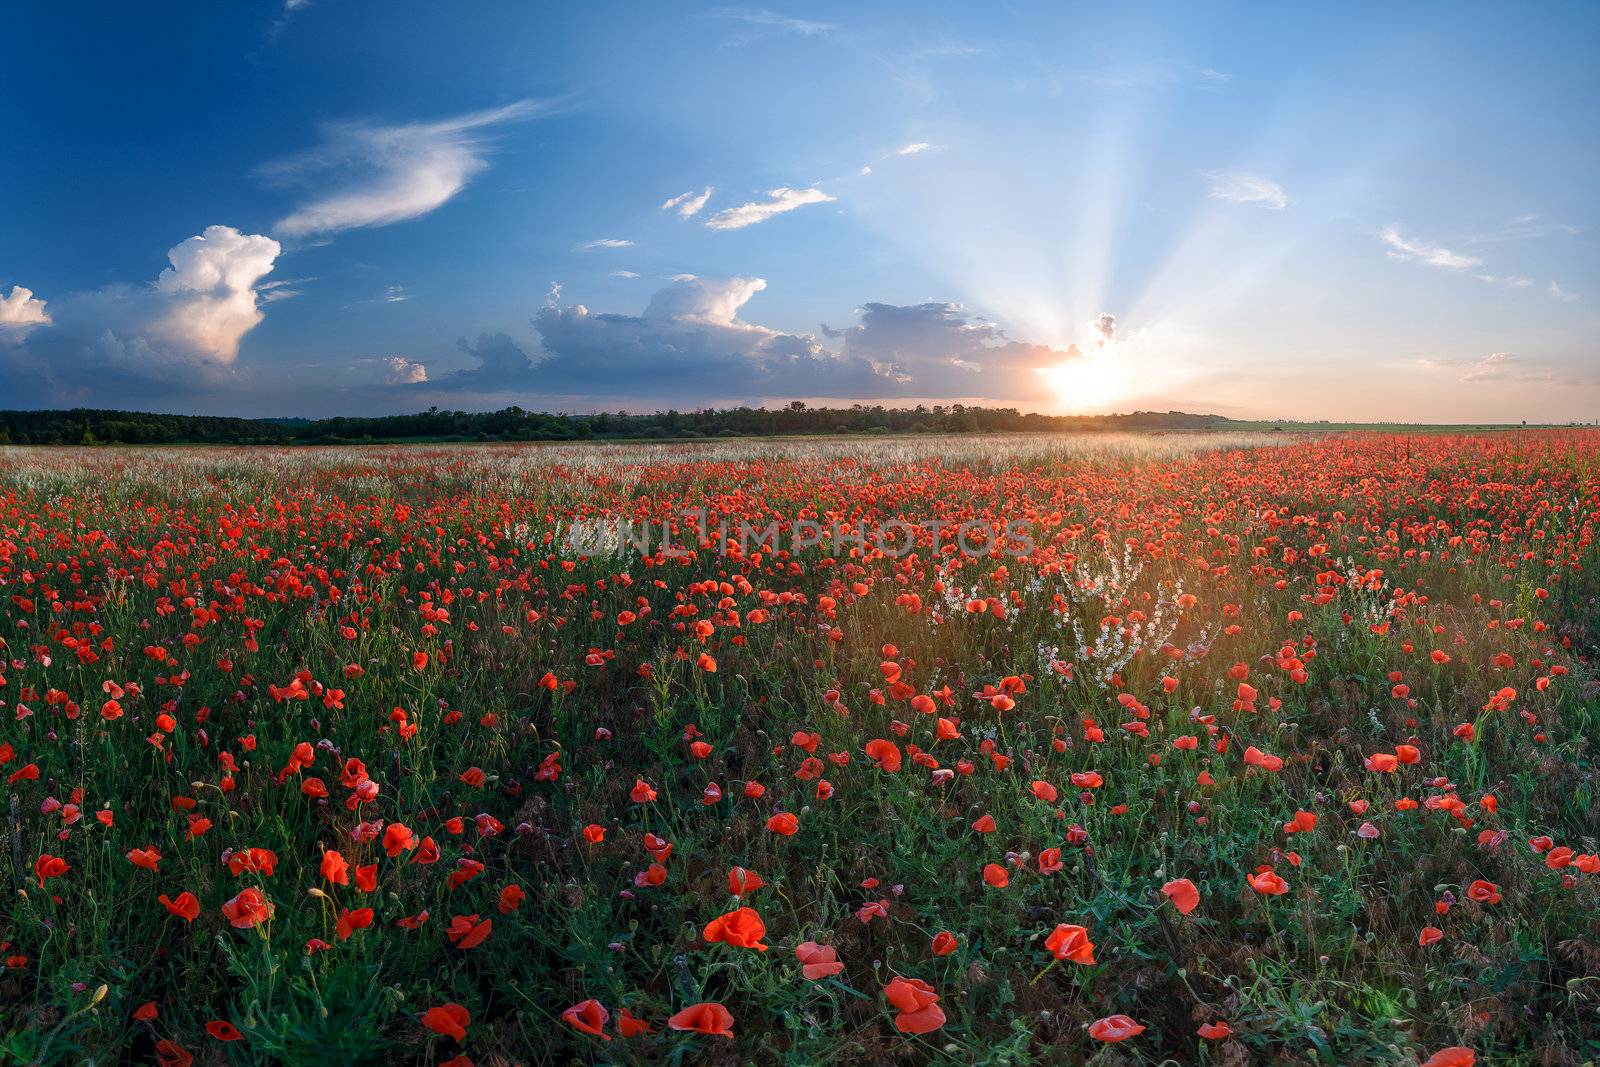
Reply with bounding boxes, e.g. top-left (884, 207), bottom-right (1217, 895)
top-left (419, 277), bottom-right (1076, 403)
top-left (1380, 226), bottom-right (1481, 271)
top-left (705, 187), bottom-right (836, 230)
top-left (152, 226), bottom-right (281, 361)
top-left (1090, 312), bottom-right (1115, 346)
top-left (269, 101), bottom-right (544, 238)
top-left (827, 301), bottom-right (1080, 398)
top-left (662, 187), bottom-right (714, 218)
top-left (1206, 171), bottom-right (1288, 209)
top-left (0, 285), bottom-right (52, 331)
top-left (383, 356), bottom-right (429, 384)
top-left (0, 225), bottom-right (280, 407)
